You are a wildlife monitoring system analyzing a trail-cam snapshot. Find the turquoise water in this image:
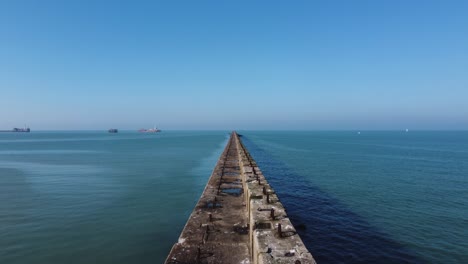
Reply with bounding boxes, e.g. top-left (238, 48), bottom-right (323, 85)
top-left (1, 131), bottom-right (467, 263)
top-left (0, 131), bottom-right (229, 264)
